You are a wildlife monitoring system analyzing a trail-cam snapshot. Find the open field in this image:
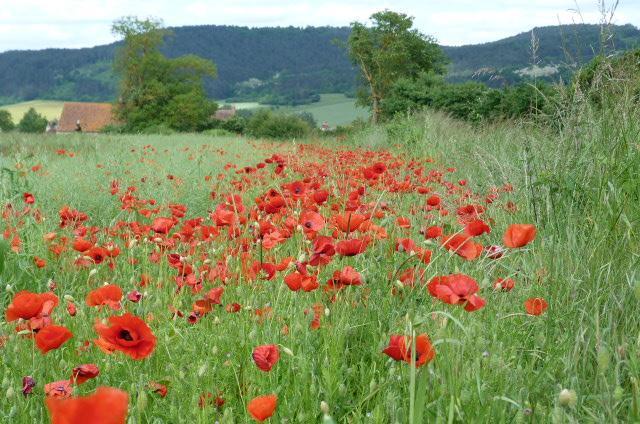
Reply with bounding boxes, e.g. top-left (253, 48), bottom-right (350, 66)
top-left (277, 93), bottom-right (368, 127)
top-left (0, 99), bottom-right (638, 422)
top-left (0, 101), bottom-right (65, 123)
top-left (2, 94), bottom-right (366, 128)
